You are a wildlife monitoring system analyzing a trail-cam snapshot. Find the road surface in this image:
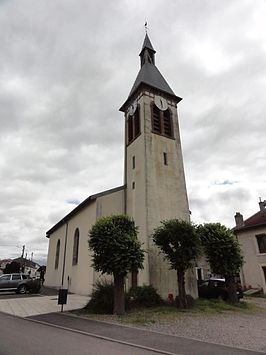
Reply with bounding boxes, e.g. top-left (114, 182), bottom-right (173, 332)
top-left (0, 312), bottom-right (162, 355)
